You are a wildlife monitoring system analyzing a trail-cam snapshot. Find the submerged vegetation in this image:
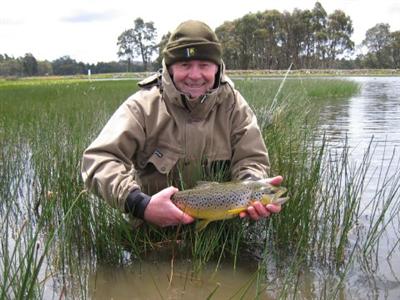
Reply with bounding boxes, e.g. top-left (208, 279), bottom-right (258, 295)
top-left (1, 77), bottom-right (399, 299)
